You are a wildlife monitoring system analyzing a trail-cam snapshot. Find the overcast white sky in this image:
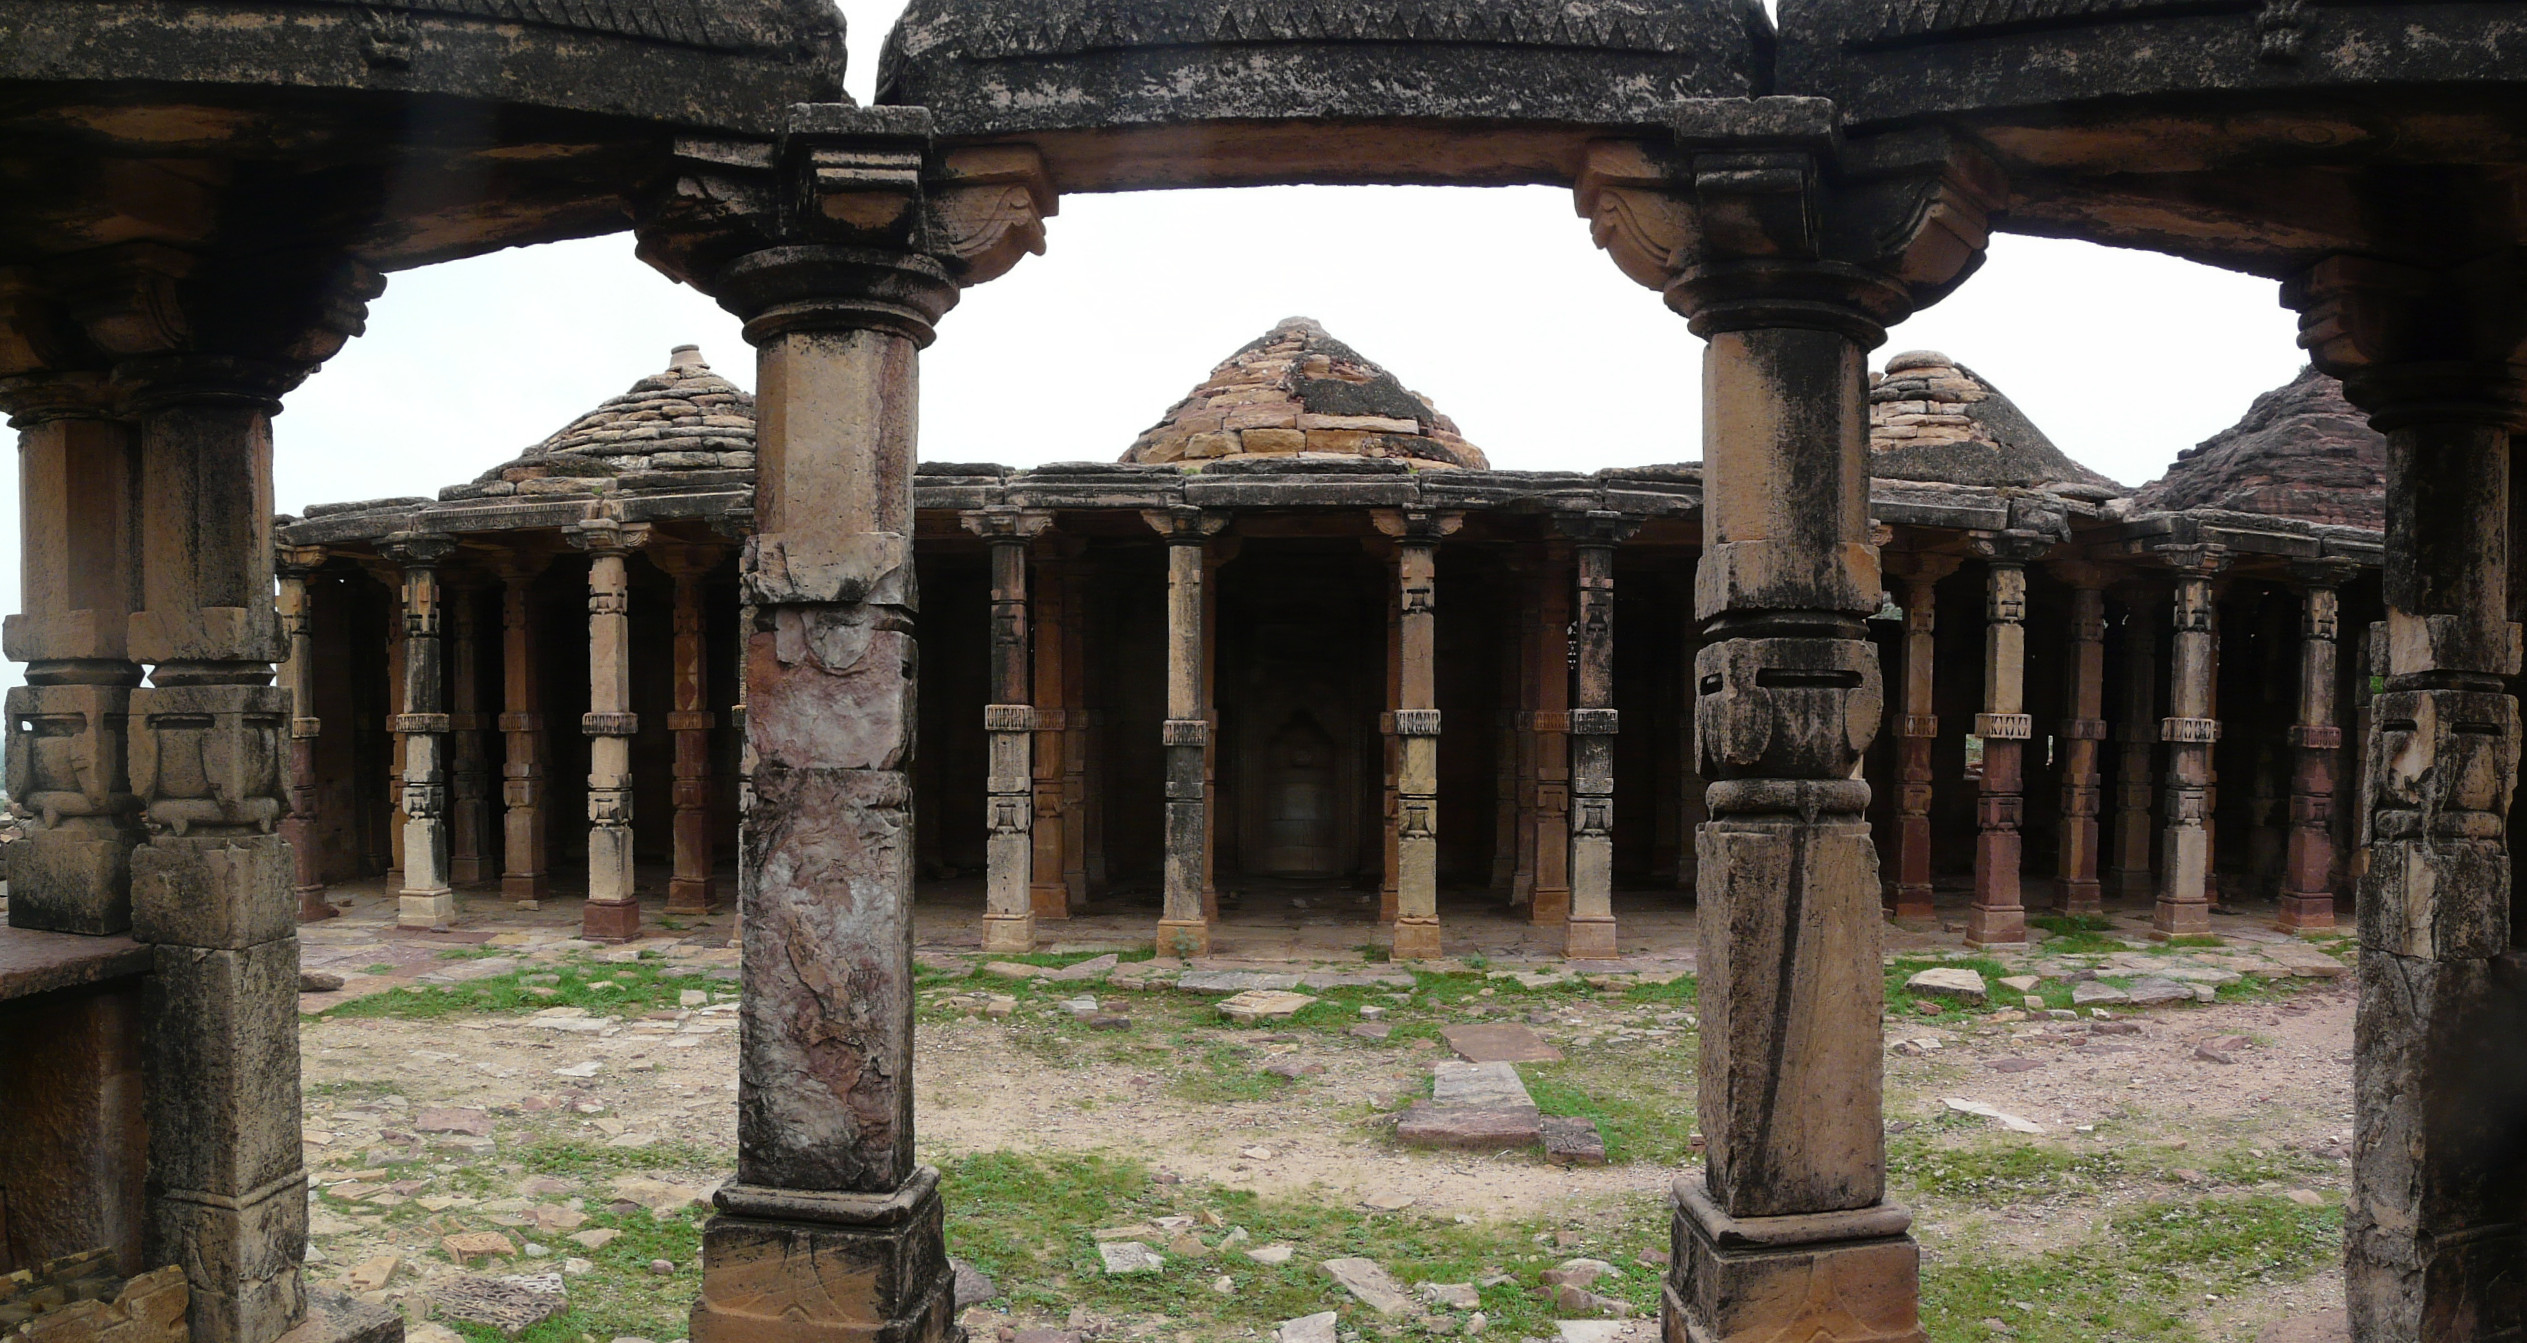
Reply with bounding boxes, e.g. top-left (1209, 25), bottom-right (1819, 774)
top-left (2, 1), bottom-right (2312, 696)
